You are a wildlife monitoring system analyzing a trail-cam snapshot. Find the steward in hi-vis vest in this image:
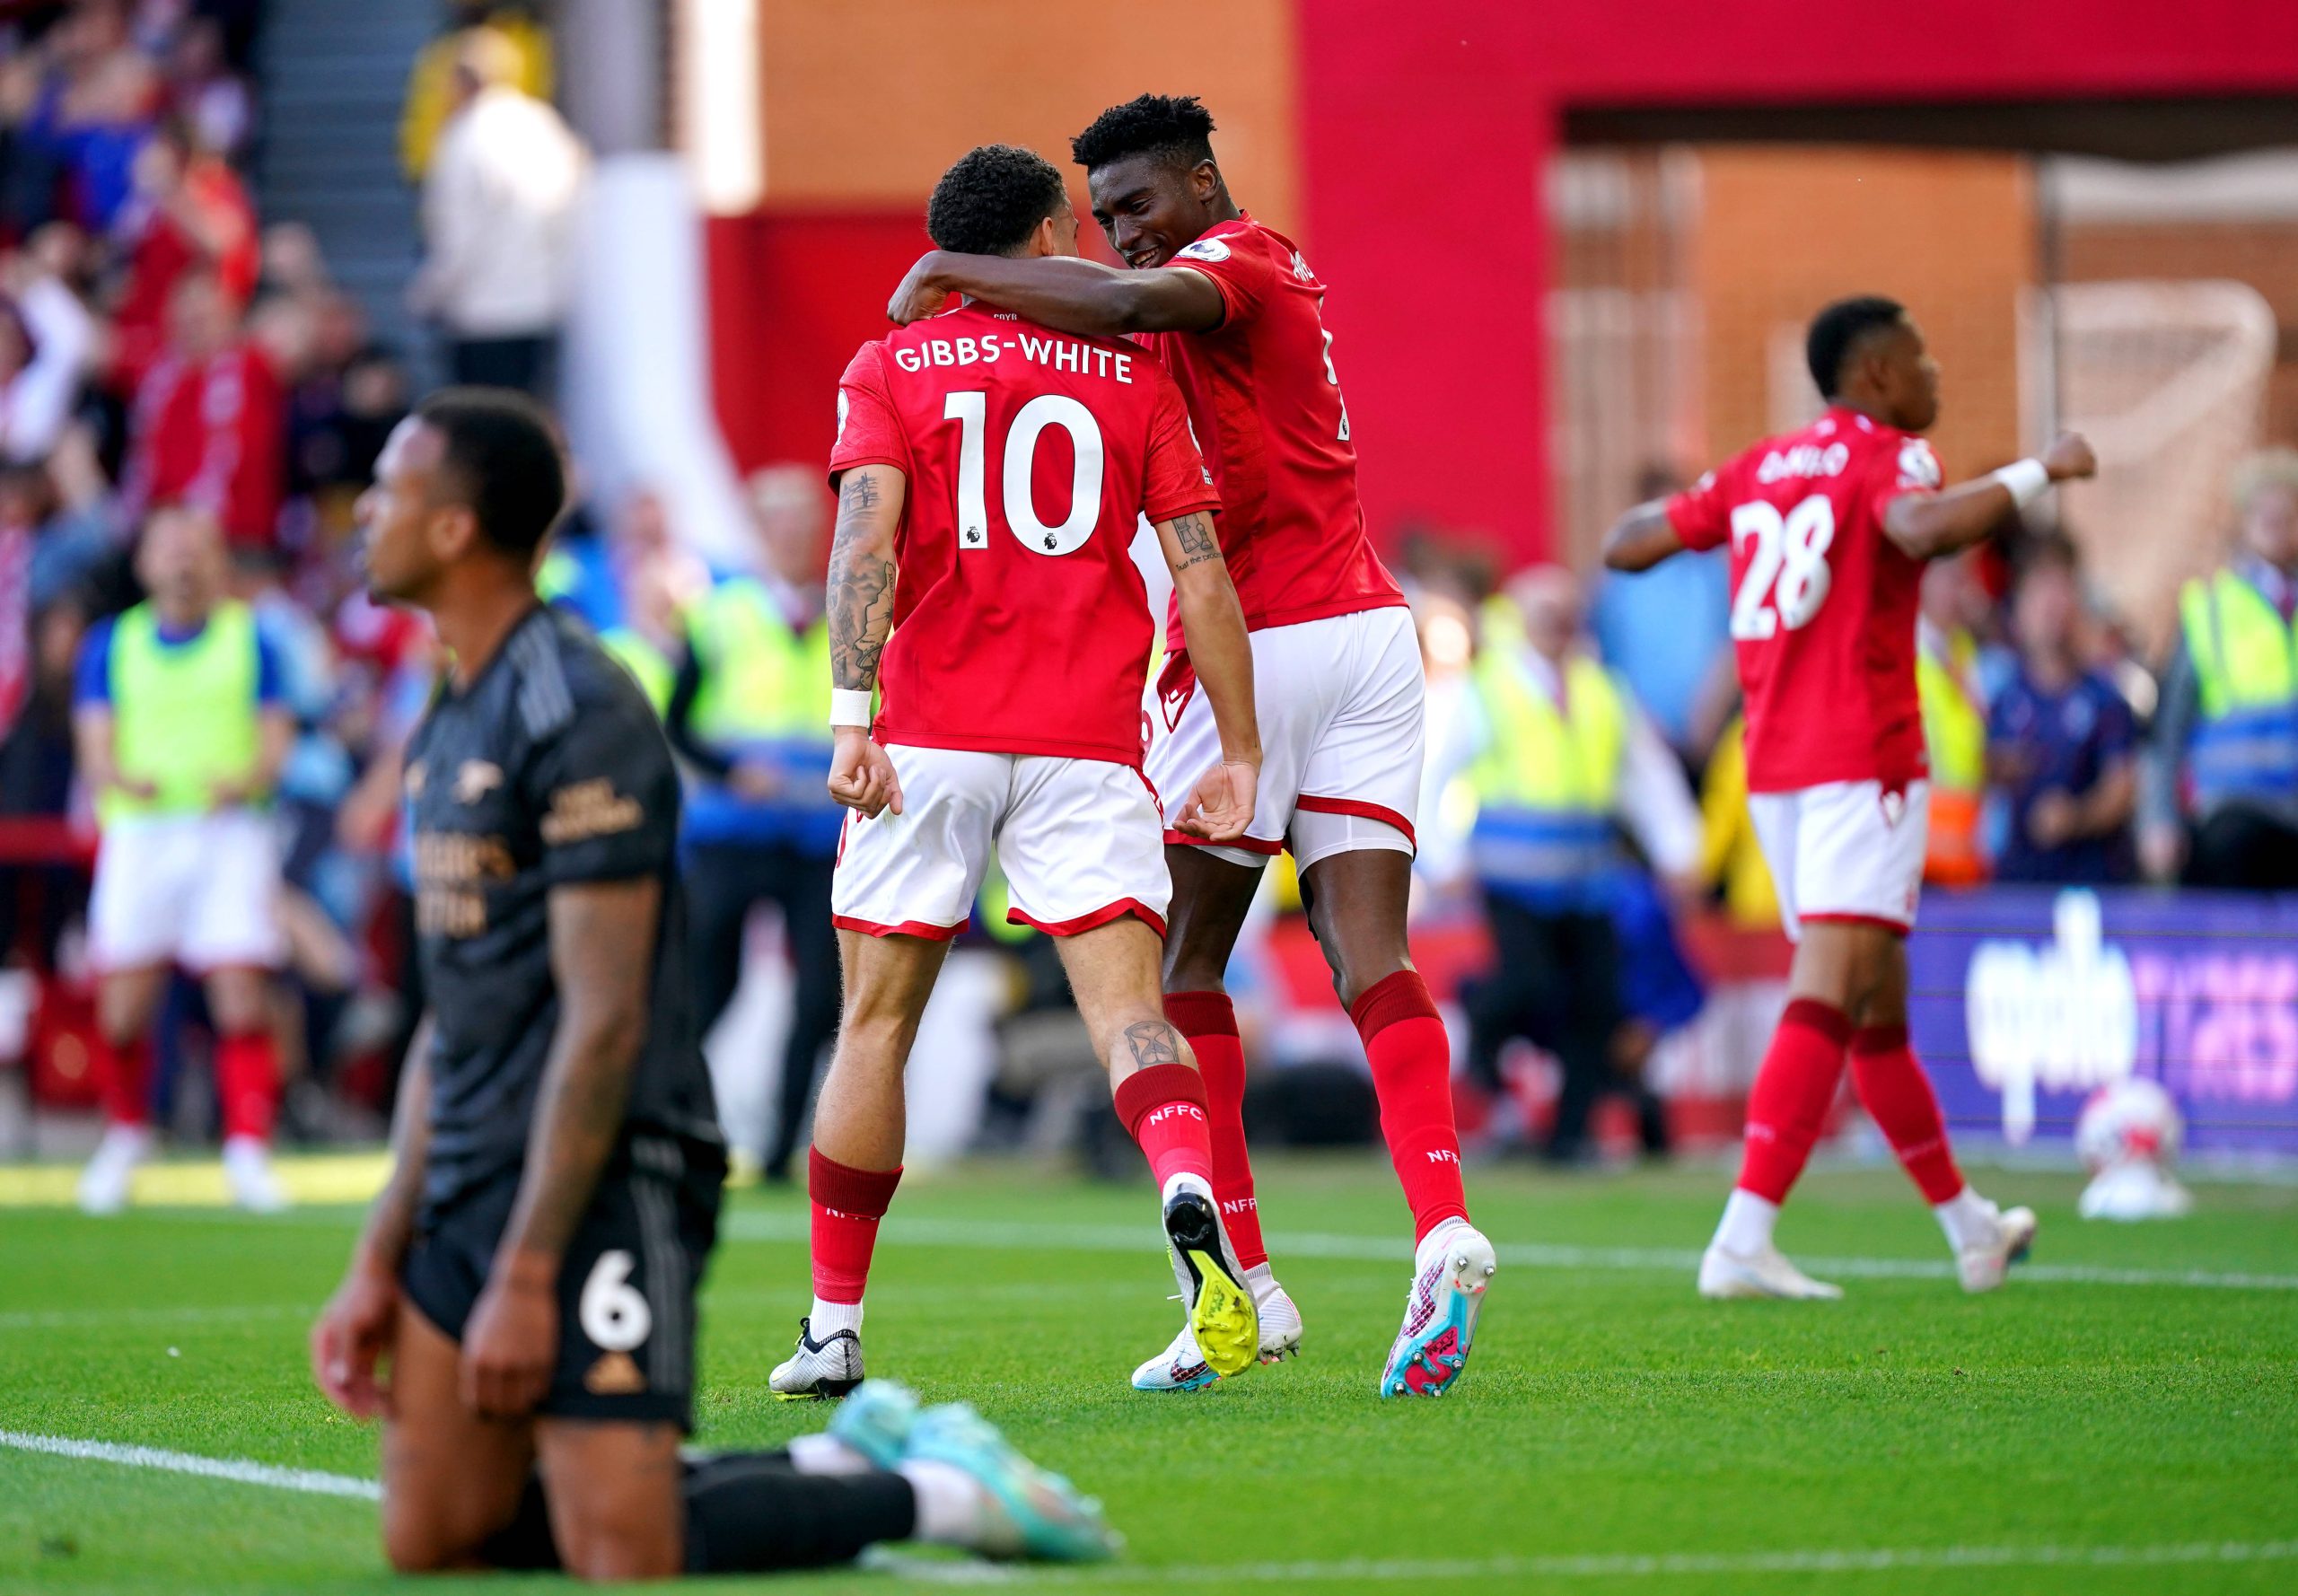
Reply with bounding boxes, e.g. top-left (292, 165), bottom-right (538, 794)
top-left (662, 467), bottom-right (844, 1184)
top-left (70, 506), bottom-right (294, 1215)
top-left (2139, 449), bottom-right (2298, 889)
top-left (1439, 571), bottom-right (1701, 1165)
